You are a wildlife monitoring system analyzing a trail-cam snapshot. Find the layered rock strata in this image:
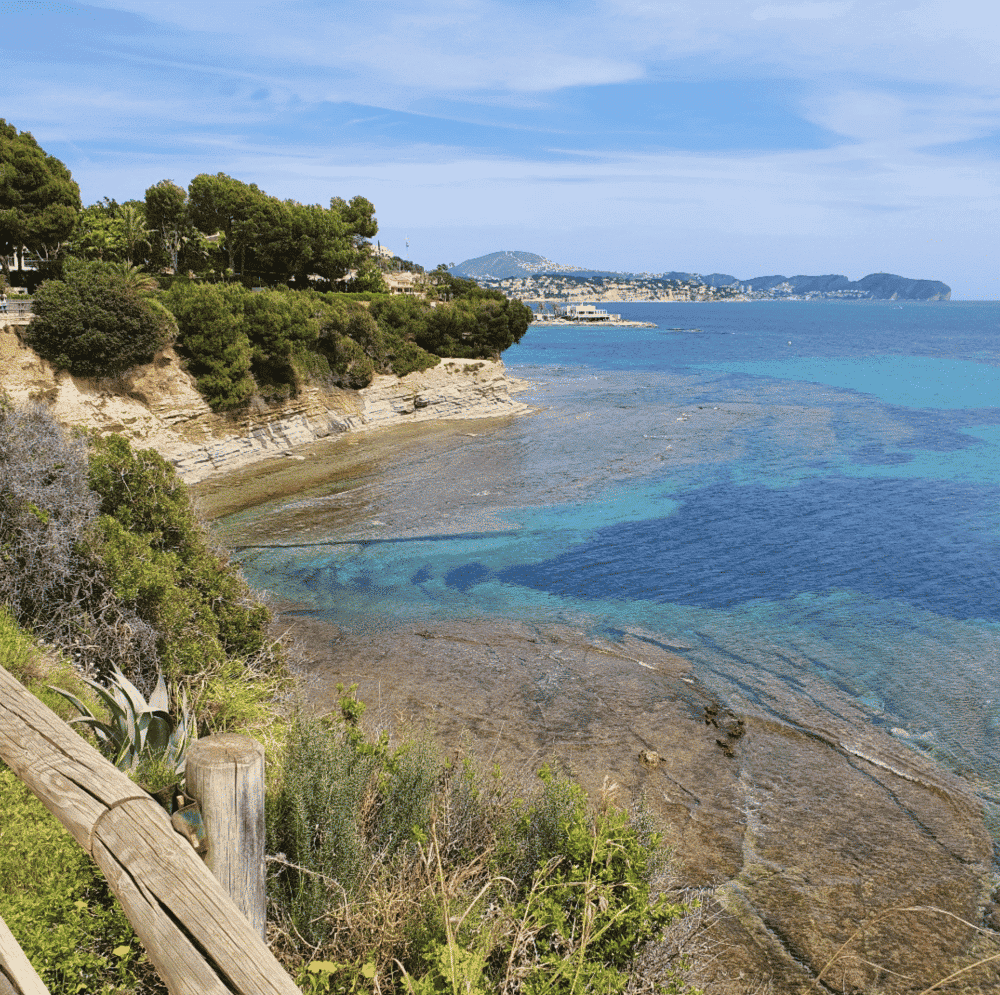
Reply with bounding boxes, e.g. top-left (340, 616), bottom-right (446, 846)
top-left (0, 327), bottom-right (530, 483)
